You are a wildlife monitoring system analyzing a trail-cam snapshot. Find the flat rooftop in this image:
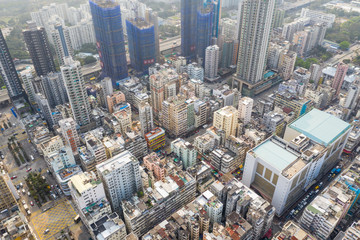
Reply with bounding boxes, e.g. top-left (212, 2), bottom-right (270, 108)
top-left (253, 139), bottom-right (298, 171)
top-left (289, 109), bottom-right (351, 146)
